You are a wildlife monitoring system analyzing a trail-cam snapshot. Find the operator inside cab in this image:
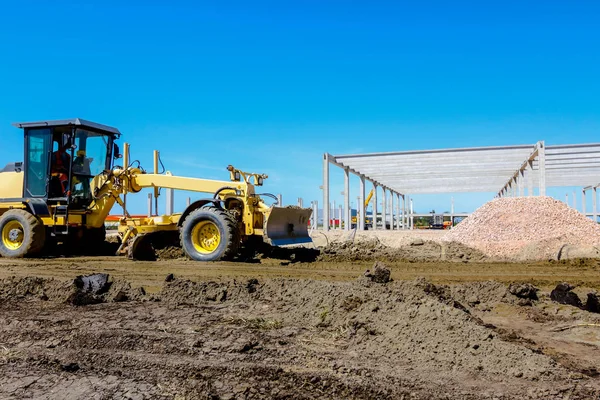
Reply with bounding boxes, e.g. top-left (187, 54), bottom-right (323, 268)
top-left (50, 134), bottom-right (72, 197)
